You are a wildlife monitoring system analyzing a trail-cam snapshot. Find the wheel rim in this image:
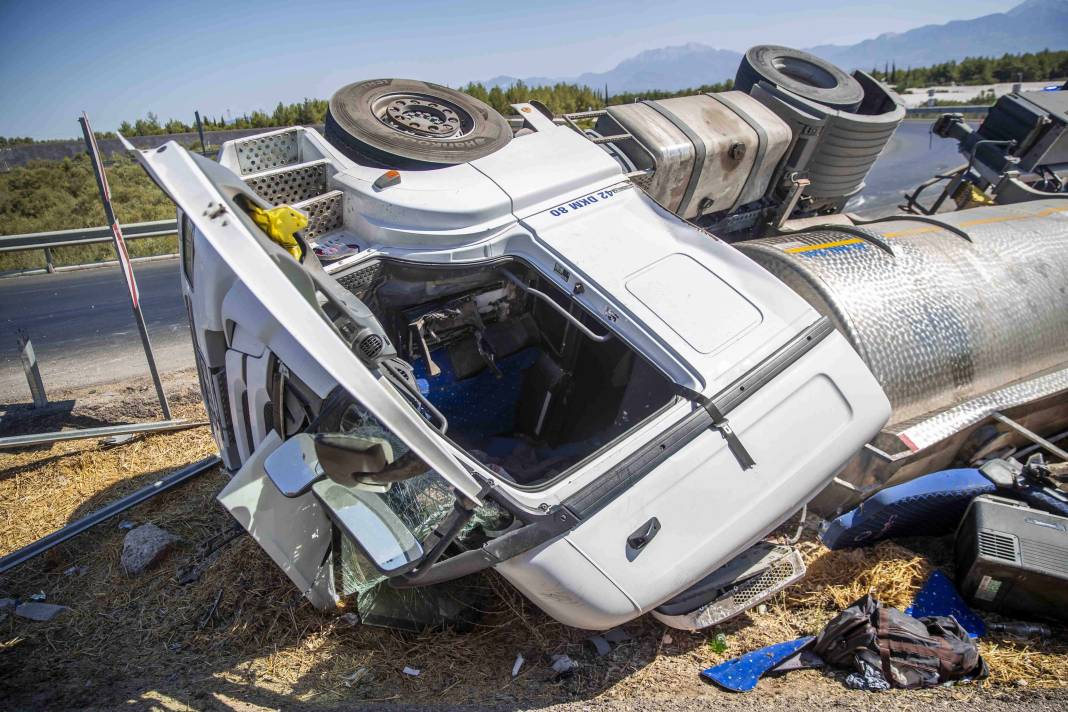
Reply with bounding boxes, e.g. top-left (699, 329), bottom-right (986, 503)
top-left (374, 92), bottom-right (473, 139)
